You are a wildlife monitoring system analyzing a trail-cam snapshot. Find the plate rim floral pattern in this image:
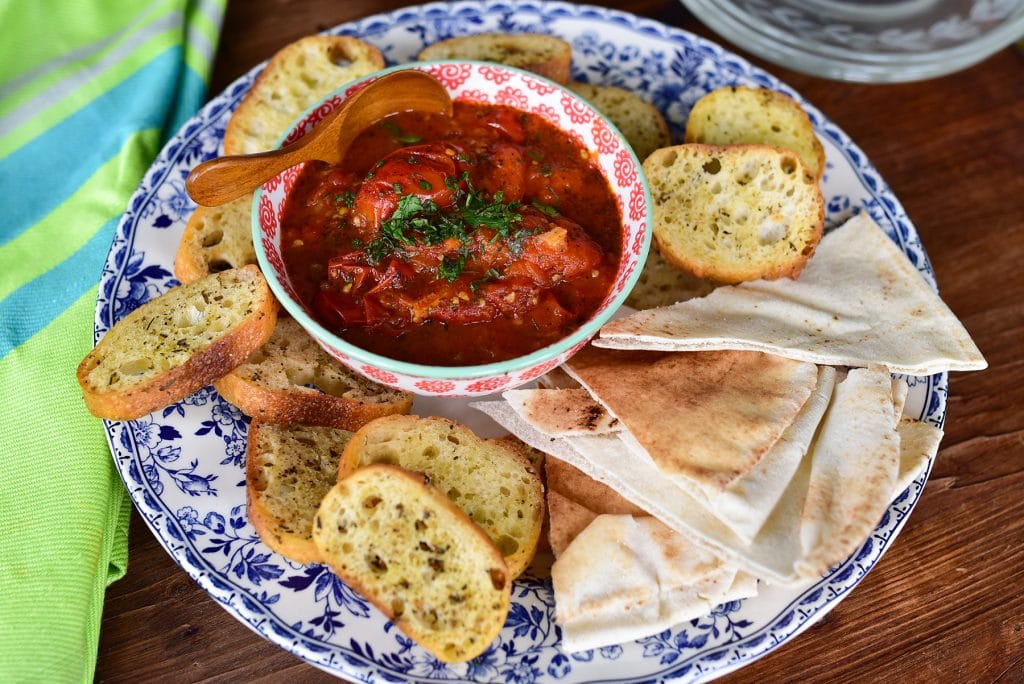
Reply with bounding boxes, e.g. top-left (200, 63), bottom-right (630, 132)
top-left (94, 2), bottom-right (947, 682)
